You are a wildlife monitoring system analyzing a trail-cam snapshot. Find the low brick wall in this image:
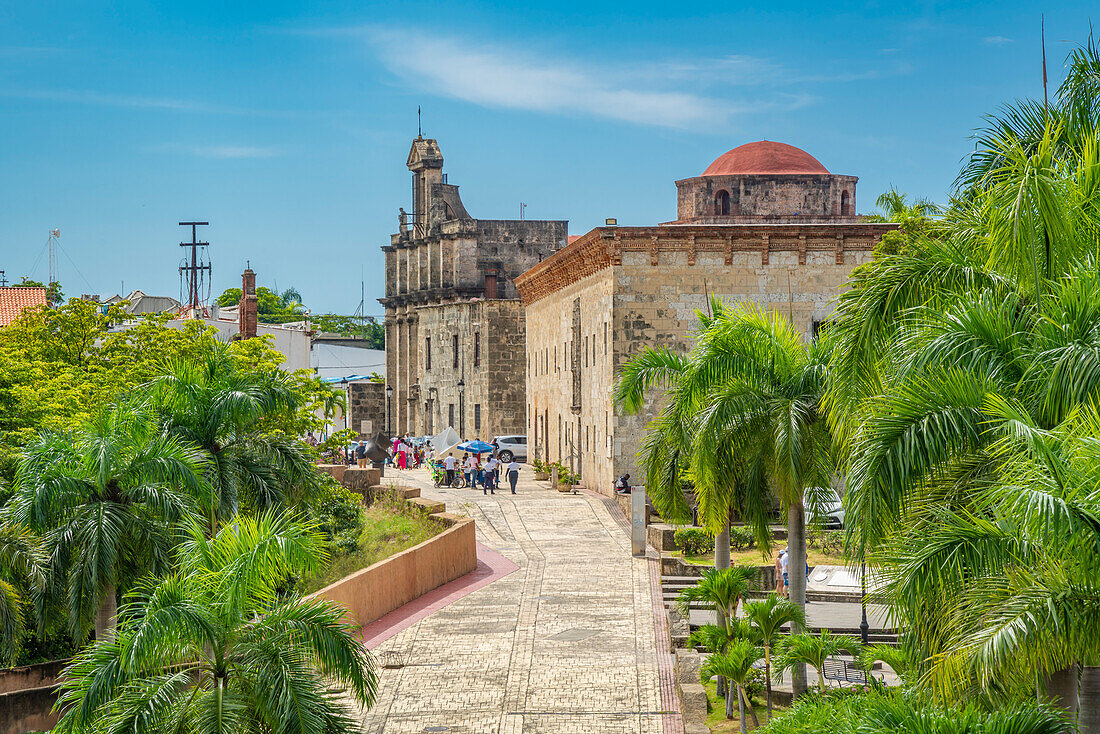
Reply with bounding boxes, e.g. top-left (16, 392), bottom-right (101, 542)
top-left (316, 464), bottom-right (347, 484)
top-left (312, 512), bottom-right (477, 627)
top-left (0, 659), bottom-right (68, 734)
